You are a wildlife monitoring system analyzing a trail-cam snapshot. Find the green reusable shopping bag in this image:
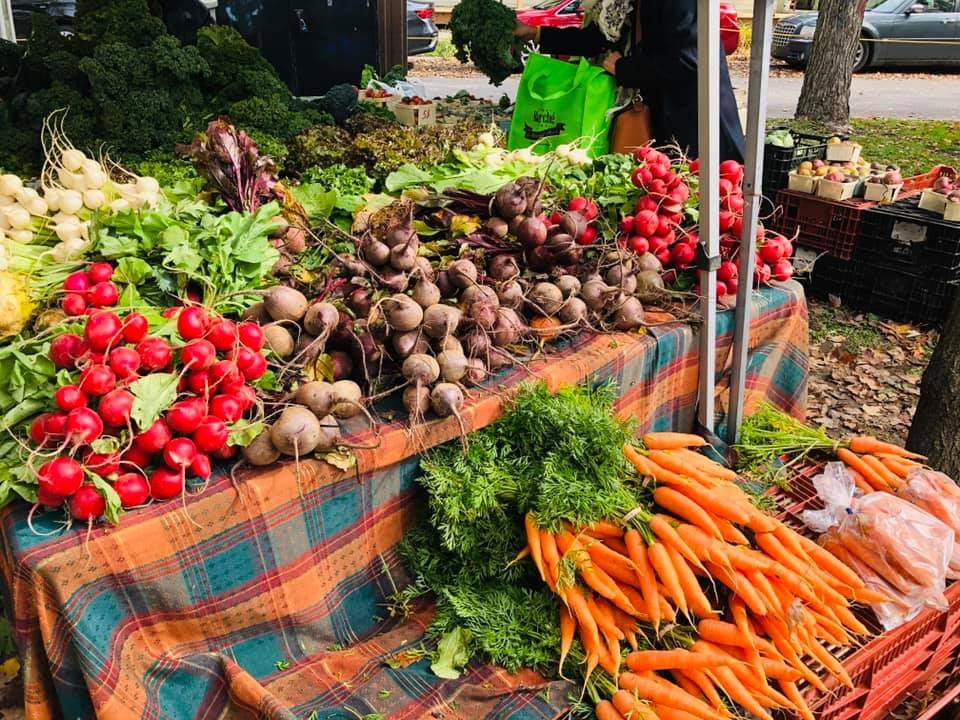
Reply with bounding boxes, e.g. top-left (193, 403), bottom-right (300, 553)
top-left (508, 54), bottom-right (618, 158)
